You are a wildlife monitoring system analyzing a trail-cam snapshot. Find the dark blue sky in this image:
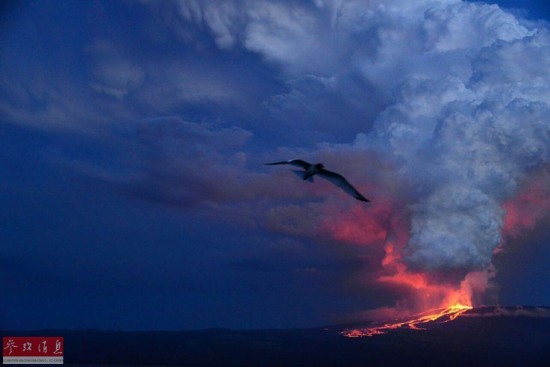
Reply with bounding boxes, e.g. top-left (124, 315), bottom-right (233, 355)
top-left (2, 0), bottom-right (550, 331)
